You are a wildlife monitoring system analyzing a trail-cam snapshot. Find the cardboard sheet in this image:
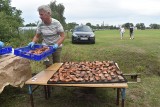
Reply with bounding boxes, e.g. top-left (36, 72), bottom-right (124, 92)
top-left (0, 55), bottom-right (32, 93)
